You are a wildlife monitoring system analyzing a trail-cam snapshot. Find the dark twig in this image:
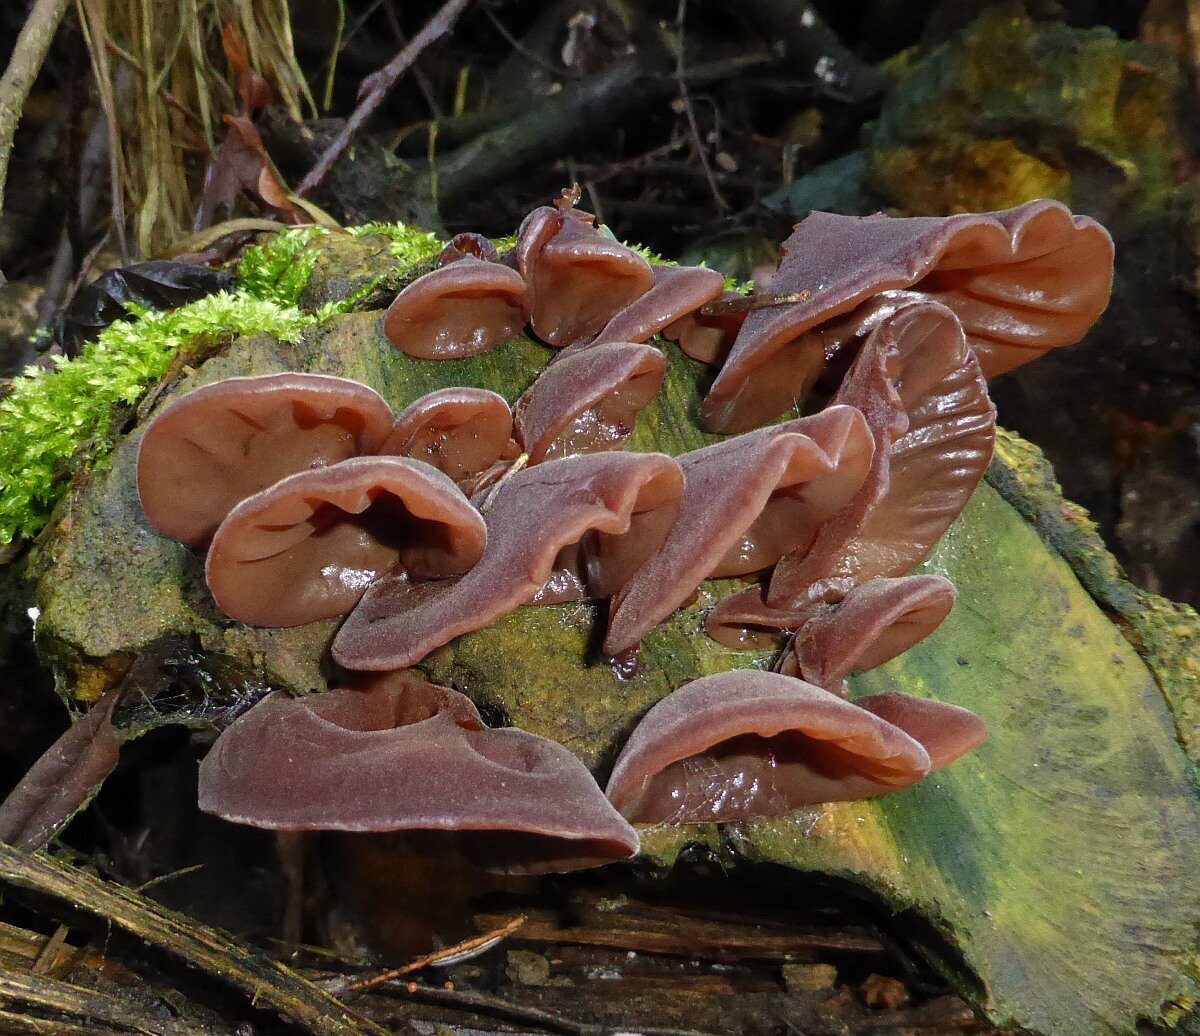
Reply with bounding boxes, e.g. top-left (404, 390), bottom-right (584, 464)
top-left (297, 0), bottom-right (472, 196)
top-left (0, 0), bottom-right (73, 230)
top-left (0, 844), bottom-right (388, 1036)
top-left (482, 5), bottom-right (583, 79)
top-left (369, 981), bottom-right (716, 1036)
top-left (430, 51), bottom-right (773, 203)
top-left (673, 0), bottom-right (727, 213)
